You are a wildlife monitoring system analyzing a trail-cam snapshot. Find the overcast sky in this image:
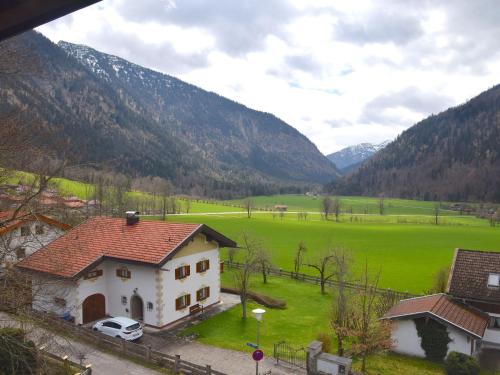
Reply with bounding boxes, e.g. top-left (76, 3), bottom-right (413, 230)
top-left (37, 0), bottom-right (500, 154)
